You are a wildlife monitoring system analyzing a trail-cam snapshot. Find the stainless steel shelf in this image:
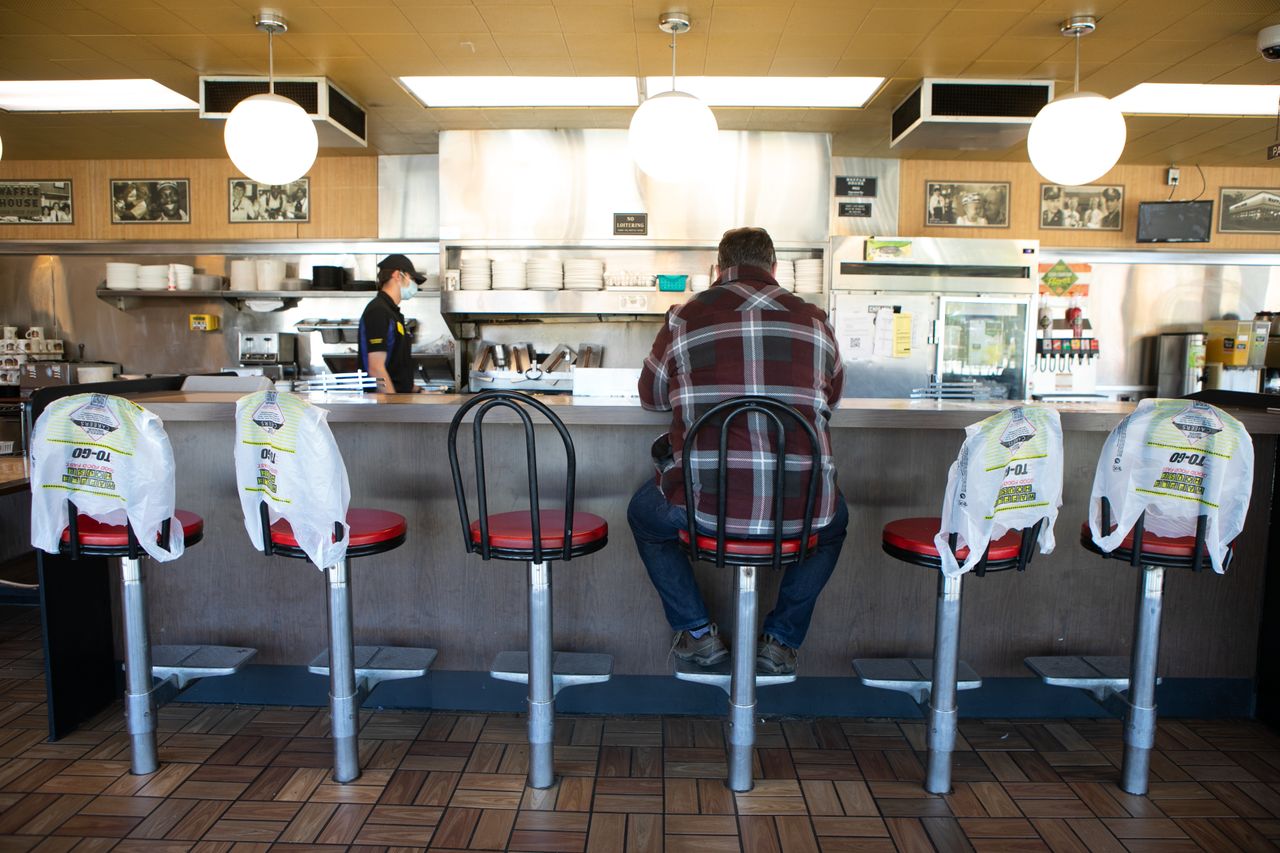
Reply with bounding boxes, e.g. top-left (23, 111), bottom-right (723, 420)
top-left (3, 240), bottom-right (439, 256)
top-left (441, 288), bottom-right (825, 317)
top-left (95, 286), bottom-right (395, 311)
